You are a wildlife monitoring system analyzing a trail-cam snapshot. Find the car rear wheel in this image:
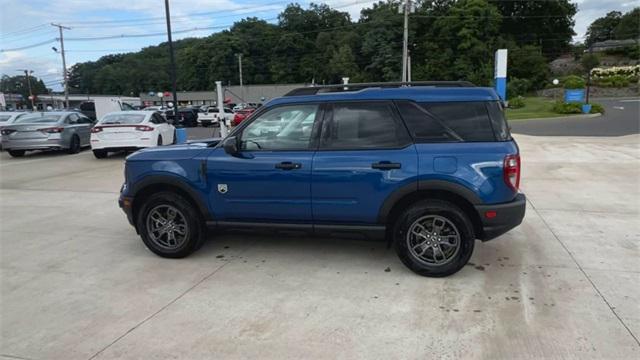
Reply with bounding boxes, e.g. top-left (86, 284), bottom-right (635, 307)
top-left (8, 150), bottom-right (25, 157)
top-left (93, 149), bottom-right (108, 159)
top-left (67, 135), bottom-right (81, 154)
top-left (393, 199), bottom-right (475, 277)
top-left (137, 191), bottom-right (205, 258)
